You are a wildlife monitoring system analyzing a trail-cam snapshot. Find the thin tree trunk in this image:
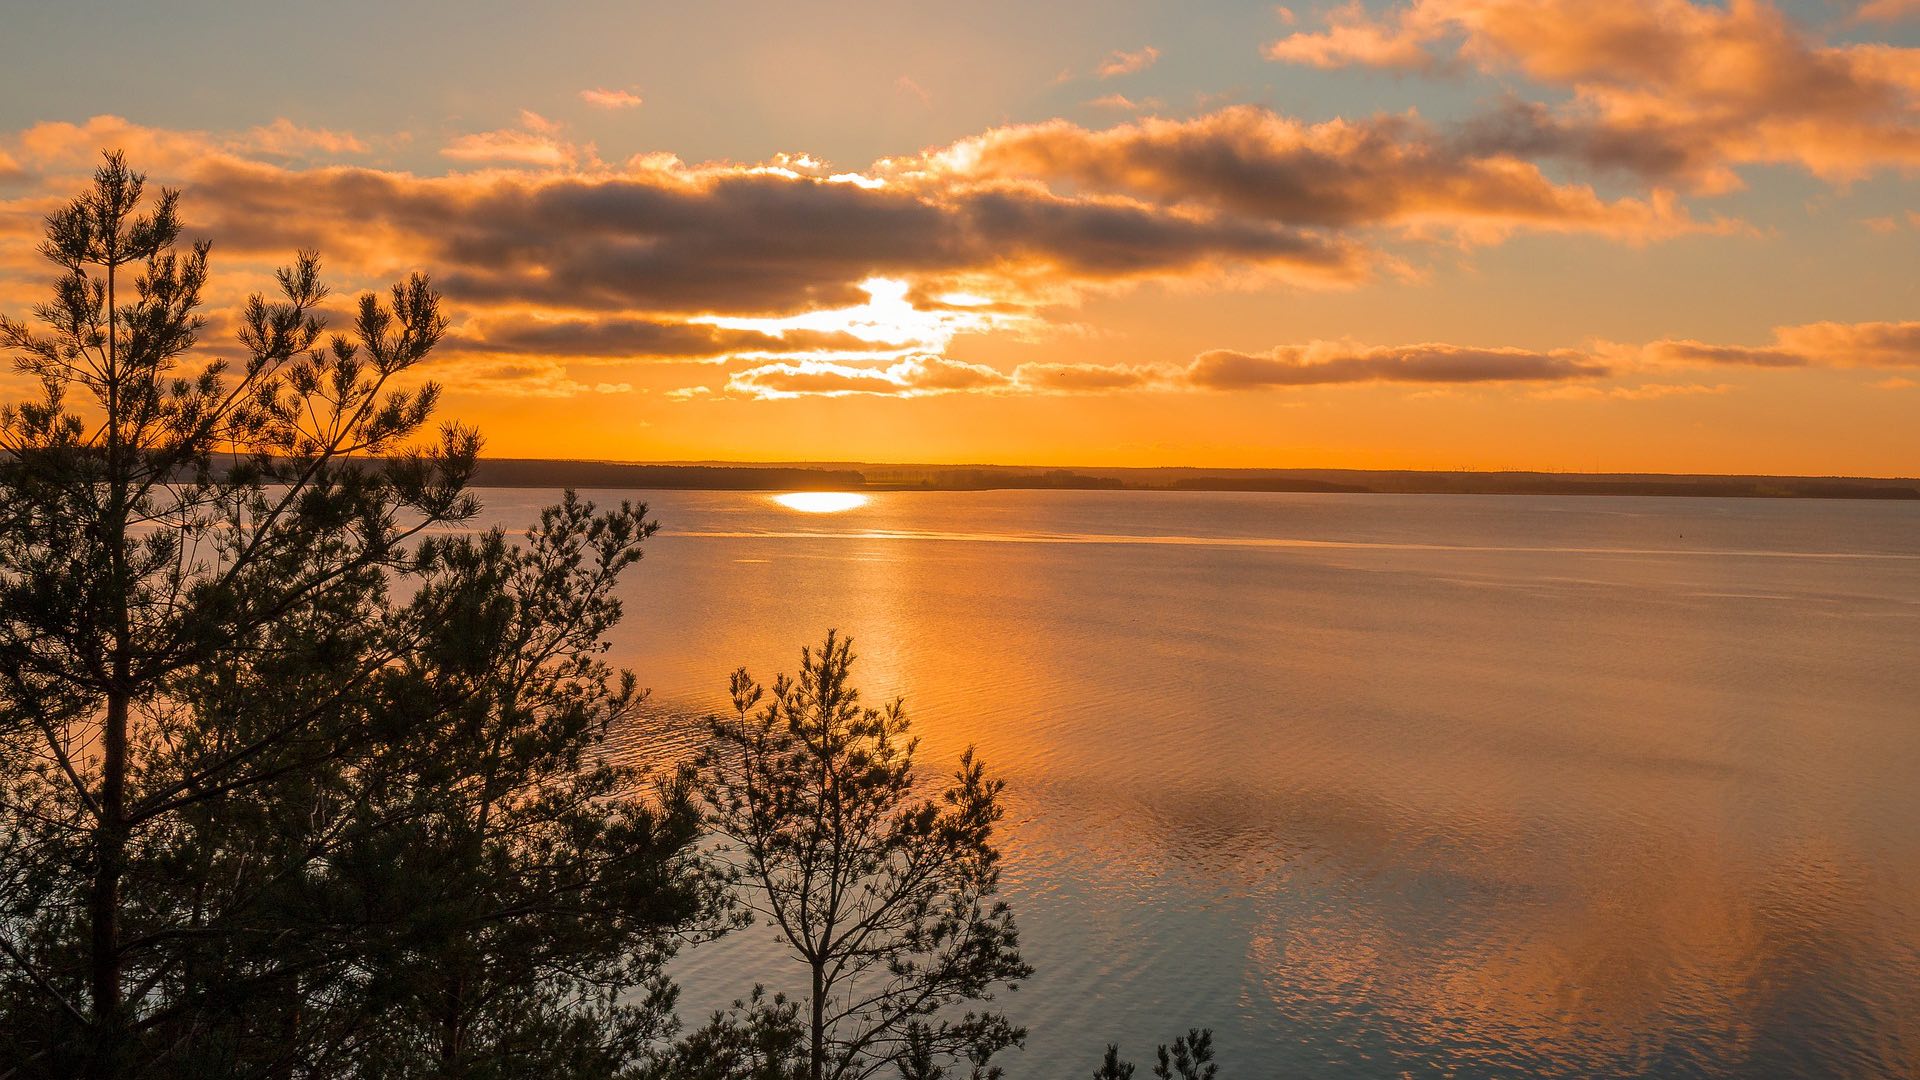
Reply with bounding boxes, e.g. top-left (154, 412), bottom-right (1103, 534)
top-left (88, 248), bottom-right (130, 1079)
top-left (89, 690), bottom-right (128, 1076)
top-left (811, 960), bottom-right (826, 1080)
